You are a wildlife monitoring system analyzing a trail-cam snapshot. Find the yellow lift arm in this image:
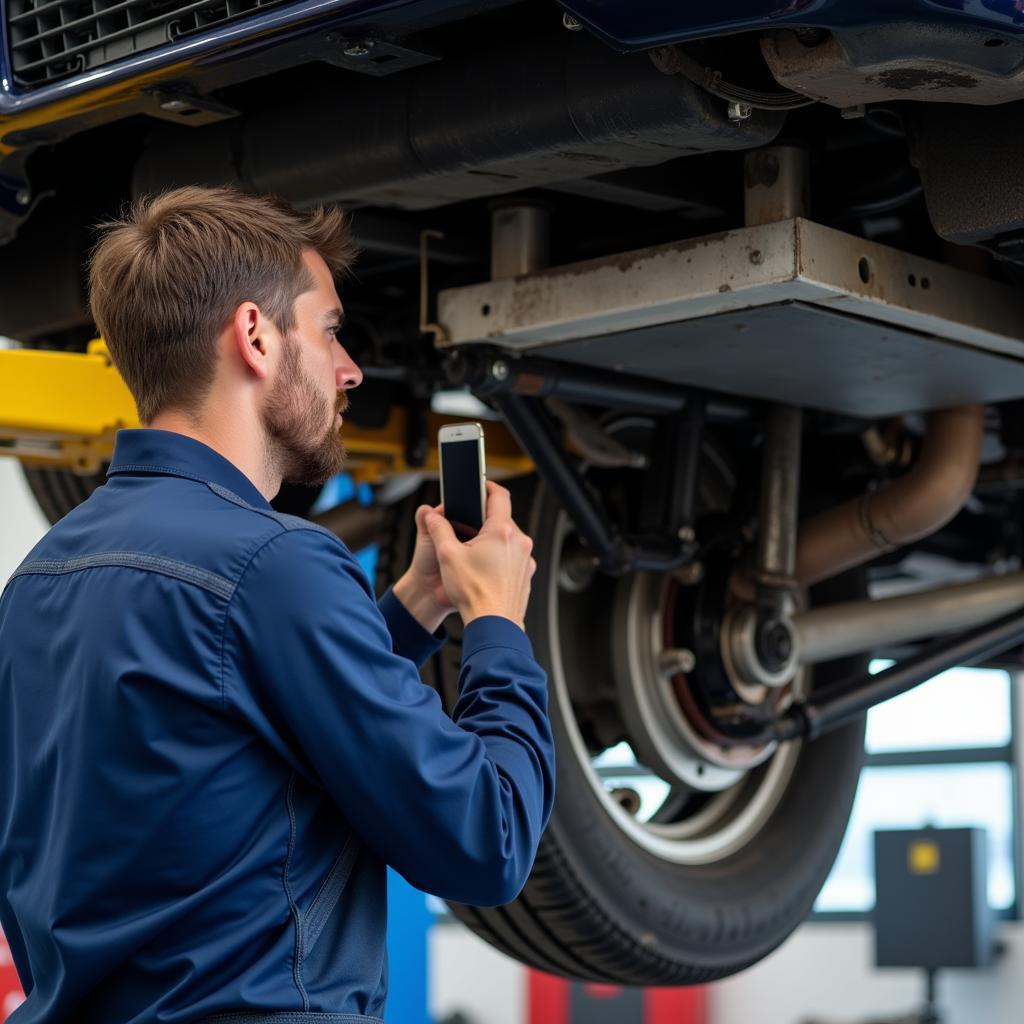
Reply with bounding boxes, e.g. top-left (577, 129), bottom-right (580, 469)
top-left (0, 341), bottom-right (533, 484)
